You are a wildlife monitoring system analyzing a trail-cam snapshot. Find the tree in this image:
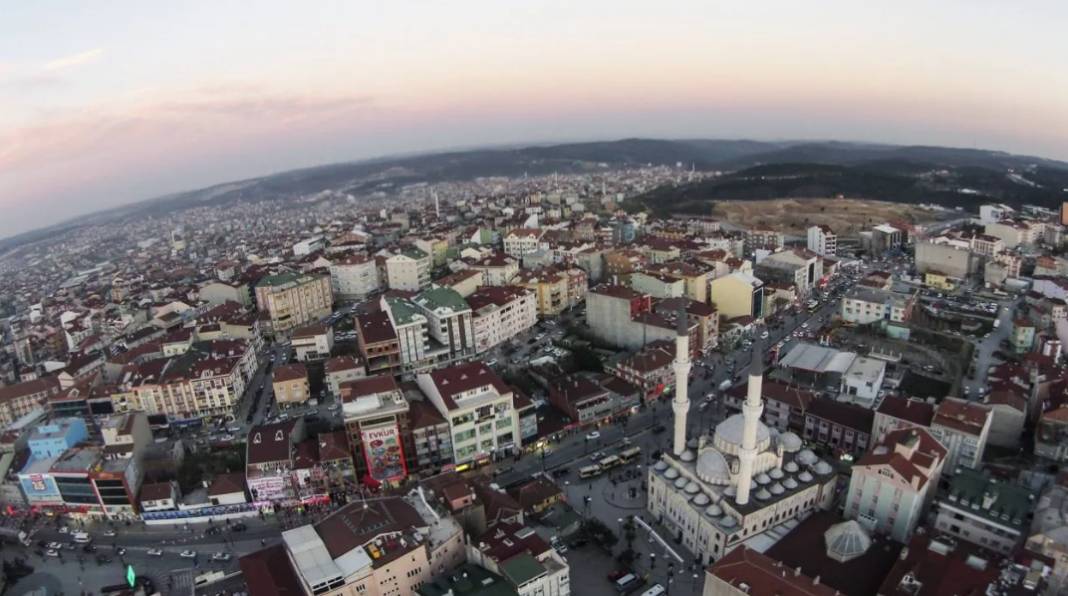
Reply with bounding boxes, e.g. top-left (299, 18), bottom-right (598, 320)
top-left (571, 346), bottom-right (604, 373)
